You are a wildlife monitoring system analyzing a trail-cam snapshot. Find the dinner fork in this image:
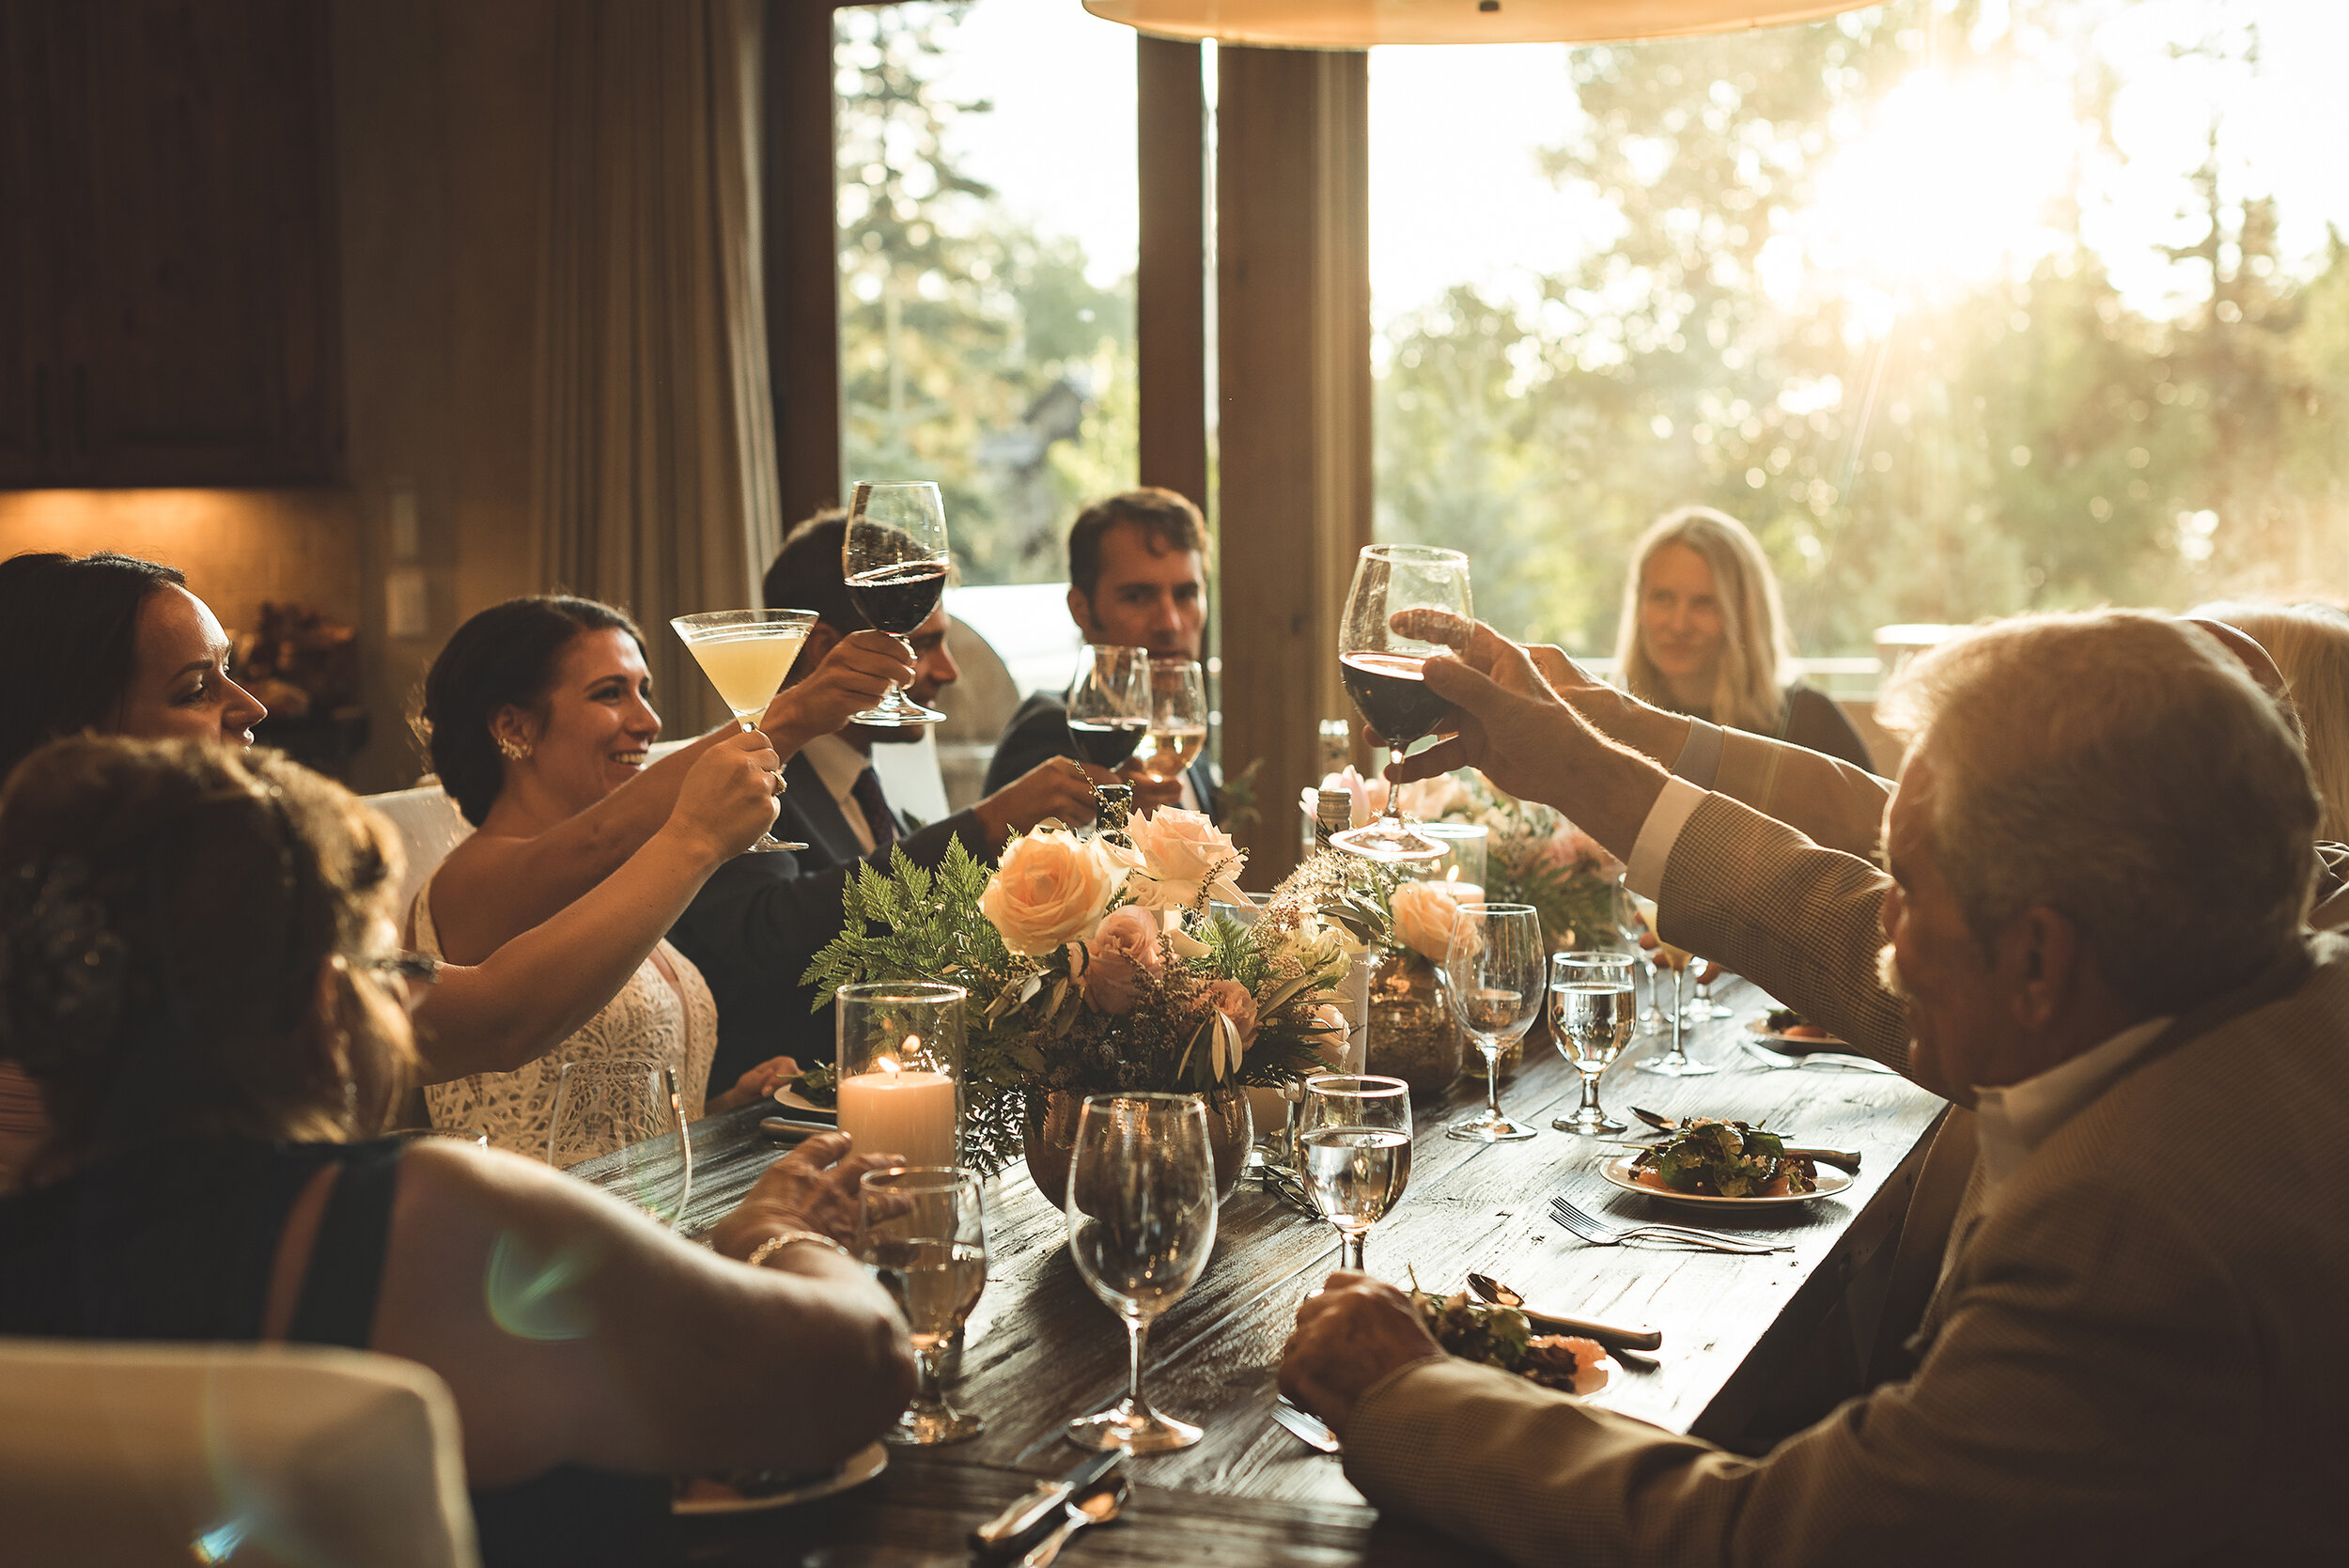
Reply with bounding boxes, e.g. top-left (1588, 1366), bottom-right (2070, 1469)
top-left (1548, 1196), bottom-right (1790, 1255)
